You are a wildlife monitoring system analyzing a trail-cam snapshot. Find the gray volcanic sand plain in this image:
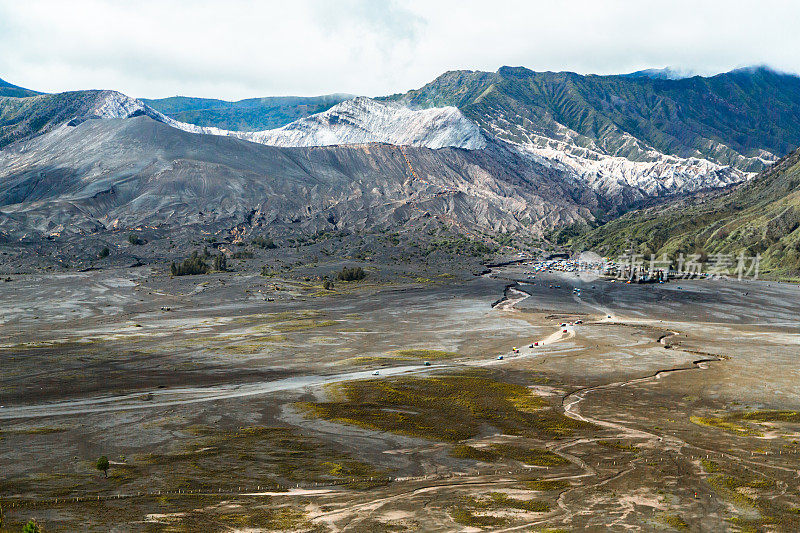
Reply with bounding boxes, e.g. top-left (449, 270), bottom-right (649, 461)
top-left (1, 264), bottom-right (800, 532)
